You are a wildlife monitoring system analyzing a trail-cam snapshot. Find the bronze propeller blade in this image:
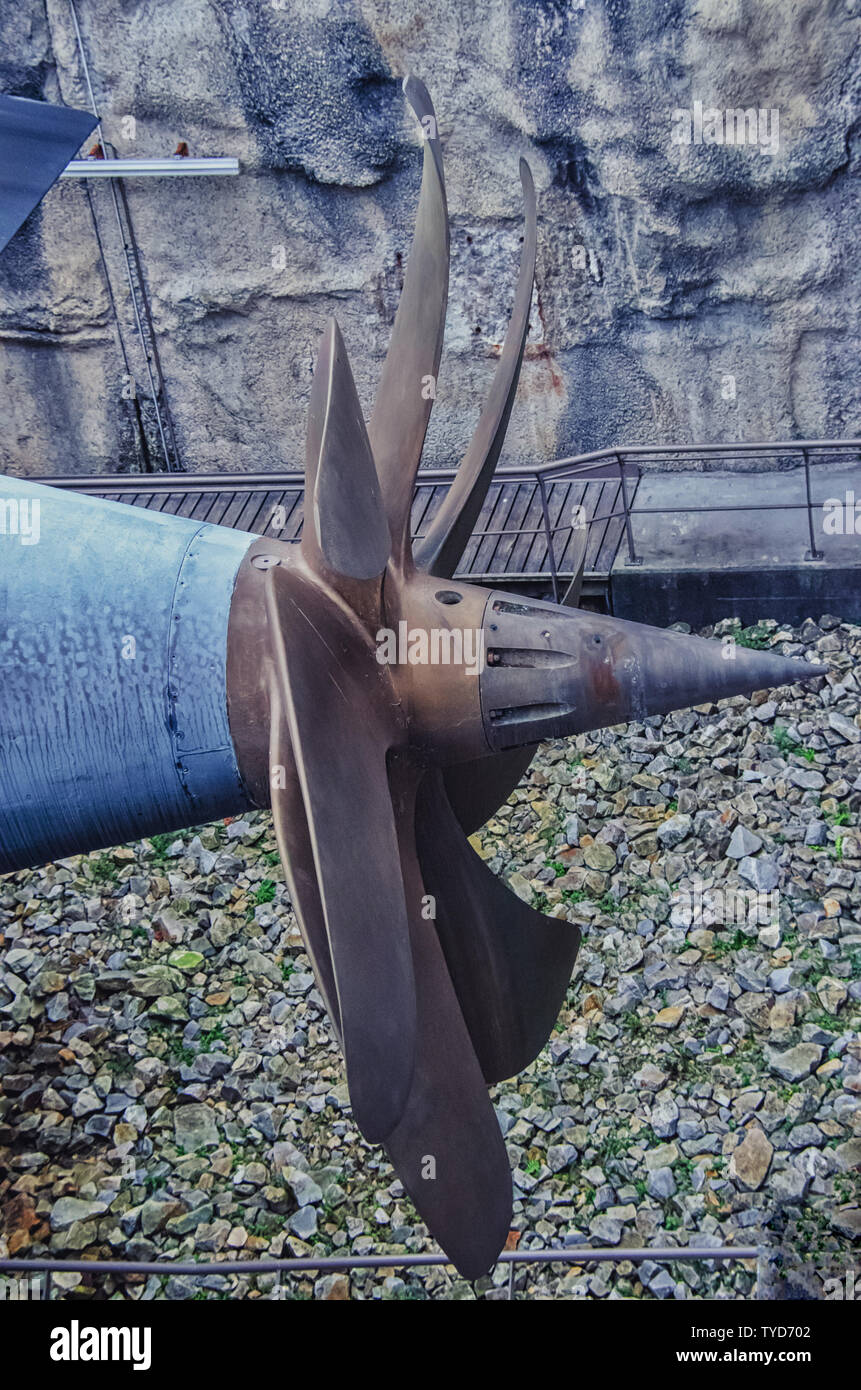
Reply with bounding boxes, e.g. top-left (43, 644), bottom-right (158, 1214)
top-left (440, 746), bottom-right (536, 836)
top-left (416, 767), bottom-right (580, 1083)
top-left (266, 674), bottom-right (341, 1038)
top-left (265, 562), bottom-right (416, 1144)
top-left (253, 314), bottom-right (417, 1144)
top-left (368, 76), bottom-right (449, 571)
top-left (383, 755), bottom-right (513, 1280)
top-left (303, 317), bottom-right (390, 585)
top-left (415, 158), bottom-right (538, 579)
